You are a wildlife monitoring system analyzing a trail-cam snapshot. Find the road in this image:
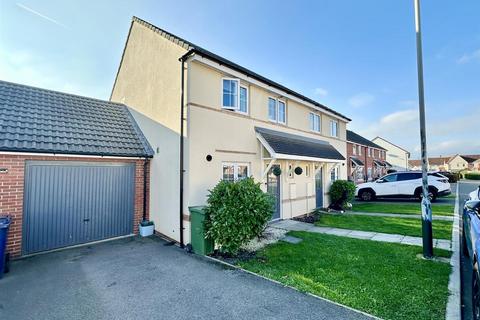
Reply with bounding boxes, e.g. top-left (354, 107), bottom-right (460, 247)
top-left (460, 180), bottom-right (480, 320)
